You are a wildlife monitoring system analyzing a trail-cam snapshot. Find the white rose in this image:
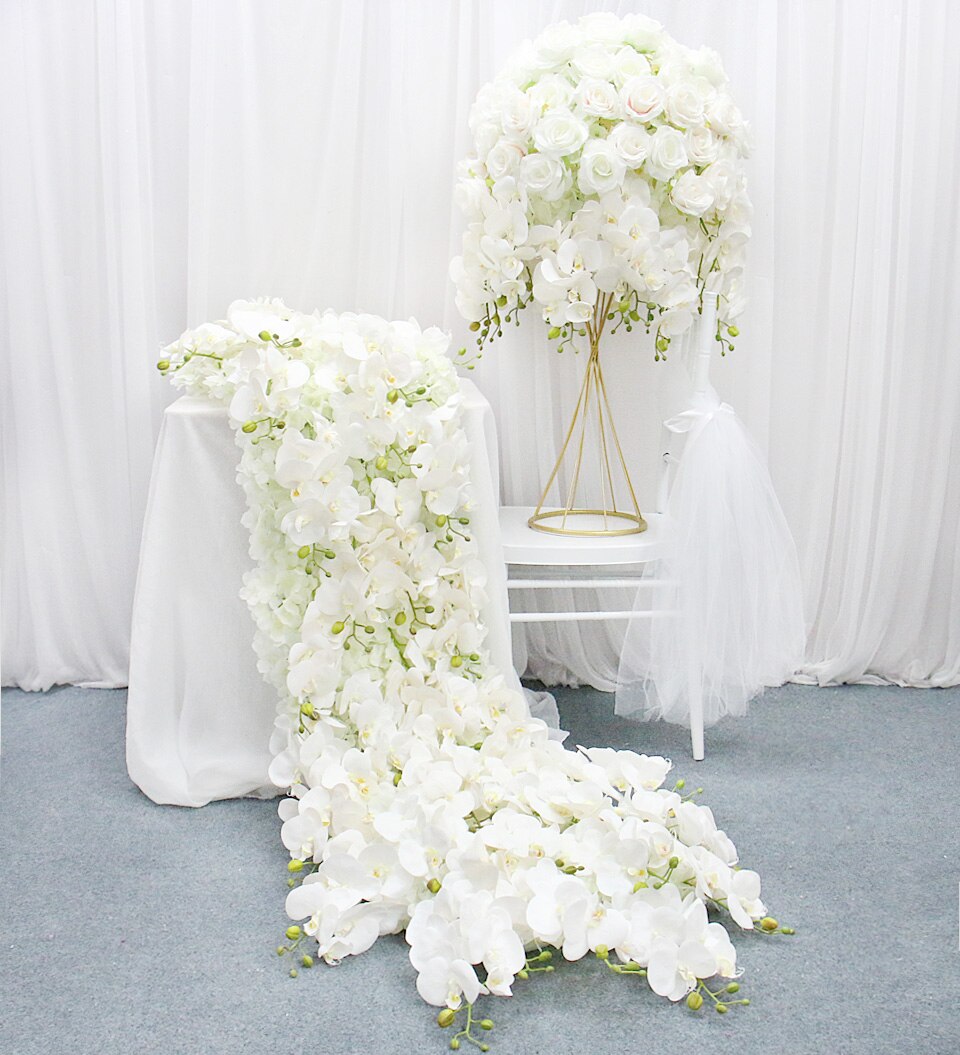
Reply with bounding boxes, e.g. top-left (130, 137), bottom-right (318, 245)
top-left (485, 139), bottom-right (524, 181)
top-left (622, 14), bottom-right (665, 53)
top-left (686, 126), bottom-right (720, 166)
top-left (528, 74), bottom-right (574, 113)
top-left (669, 169), bottom-right (715, 217)
top-left (664, 81), bottom-right (706, 129)
top-left (535, 21), bottom-right (581, 66)
top-left (645, 126), bottom-right (688, 180)
top-left (607, 123), bottom-right (650, 167)
top-left (702, 159), bottom-right (739, 210)
top-left (611, 45), bottom-right (651, 84)
top-left (533, 109), bottom-right (589, 157)
top-left (575, 77), bottom-right (622, 119)
top-left (578, 11), bottom-right (624, 45)
top-left (519, 153), bottom-right (568, 202)
top-left (577, 139), bottom-right (627, 195)
top-left (688, 47), bottom-right (728, 88)
top-left (499, 88), bottom-right (536, 140)
top-left (621, 75), bottom-right (664, 123)
top-left (706, 94), bottom-right (743, 136)
top-left (570, 42), bottom-right (615, 80)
